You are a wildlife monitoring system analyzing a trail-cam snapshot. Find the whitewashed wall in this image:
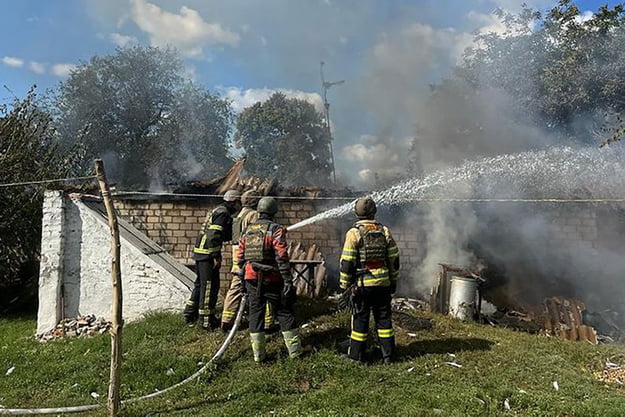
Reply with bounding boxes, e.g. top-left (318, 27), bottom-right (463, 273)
top-left (37, 191), bottom-right (193, 335)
